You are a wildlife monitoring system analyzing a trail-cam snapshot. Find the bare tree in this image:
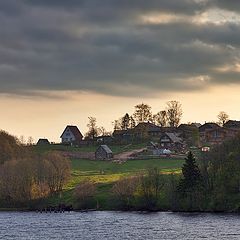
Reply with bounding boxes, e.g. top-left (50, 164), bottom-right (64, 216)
top-left (74, 180), bottom-right (96, 208)
top-left (133, 103), bottom-right (152, 124)
top-left (166, 100), bottom-right (183, 127)
top-left (27, 136), bottom-right (34, 146)
top-left (139, 168), bottom-right (165, 210)
top-left (44, 152), bottom-right (71, 193)
top-left (153, 111), bottom-right (167, 127)
top-left (217, 111), bottom-right (229, 126)
top-left (129, 115), bottom-right (136, 129)
top-left (112, 176), bottom-right (139, 209)
top-left (19, 135), bottom-right (26, 145)
top-left (121, 113), bottom-right (130, 130)
top-left (86, 117), bottom-right (99, 139)
top-left (112, 119), bottom-right (122, 131)
top-left (98, 126), bottom-right (107, 136)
